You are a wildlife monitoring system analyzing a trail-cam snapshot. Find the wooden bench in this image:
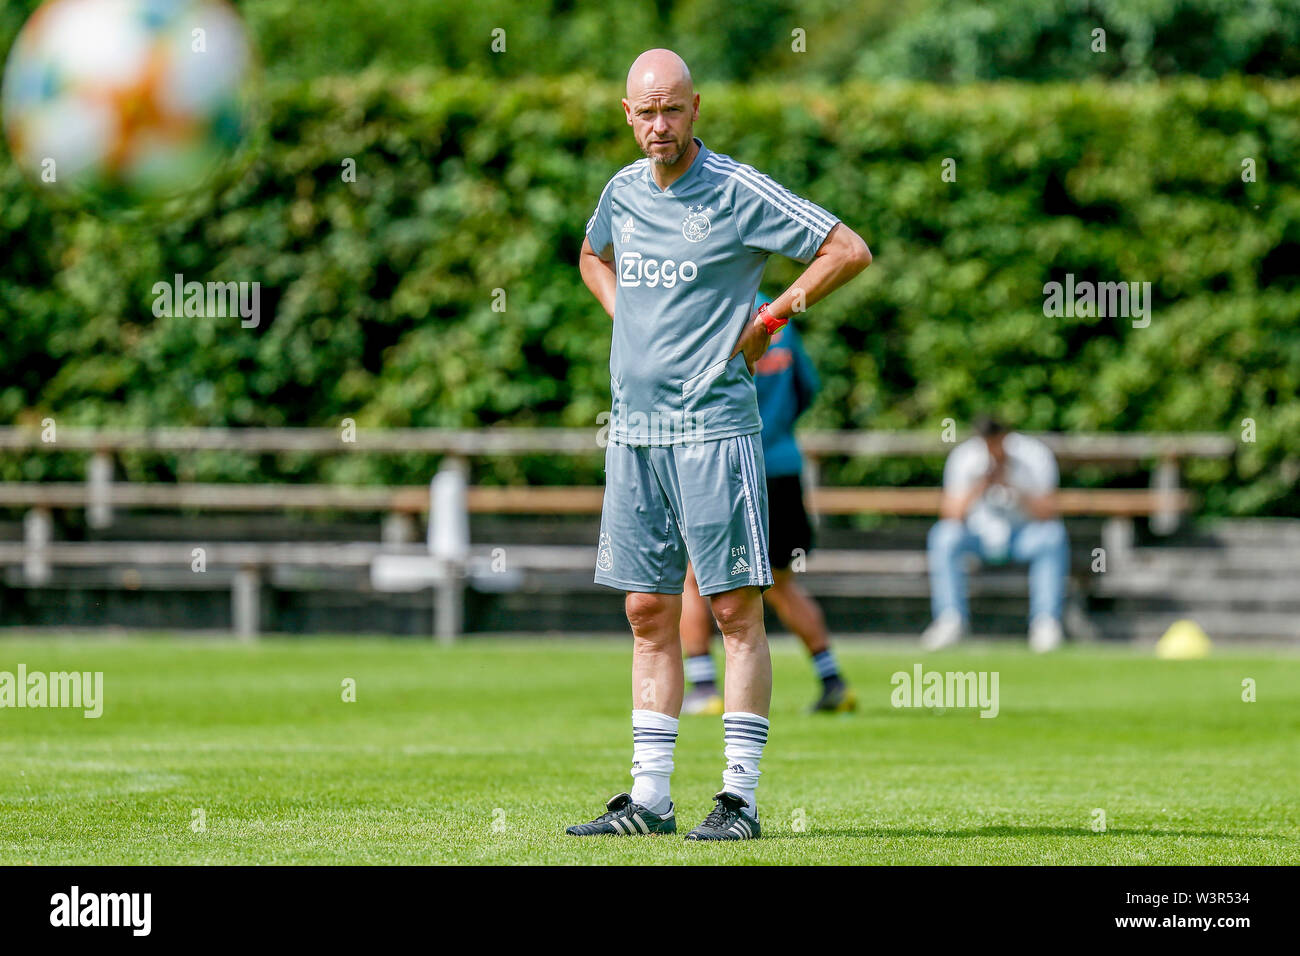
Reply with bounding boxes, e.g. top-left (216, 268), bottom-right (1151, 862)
top-left (0, 425), bottom-right (1230, 527)
top-left (0, 474), bottom-right (1188, 638)
top-left (0, 479), bottom-right (1191, 579)
top-left (0, 481), bottom-right (1194, 516)
top-left (0, 427), bottom-right (1231, 638)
